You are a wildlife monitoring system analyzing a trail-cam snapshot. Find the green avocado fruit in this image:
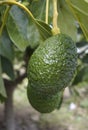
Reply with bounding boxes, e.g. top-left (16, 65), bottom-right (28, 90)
top-left (27, 34), bottom-right (77, 95)
top-left (27, 86), bottom-right (63, 113)
top-left (27, 33), bottom-right (77, 113)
